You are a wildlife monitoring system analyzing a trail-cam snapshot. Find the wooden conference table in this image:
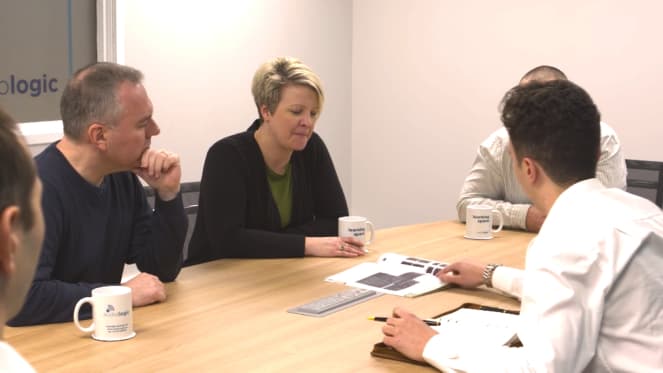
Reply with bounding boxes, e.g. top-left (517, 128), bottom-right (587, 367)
top-left (6, 221), bottom-right (534, 372)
